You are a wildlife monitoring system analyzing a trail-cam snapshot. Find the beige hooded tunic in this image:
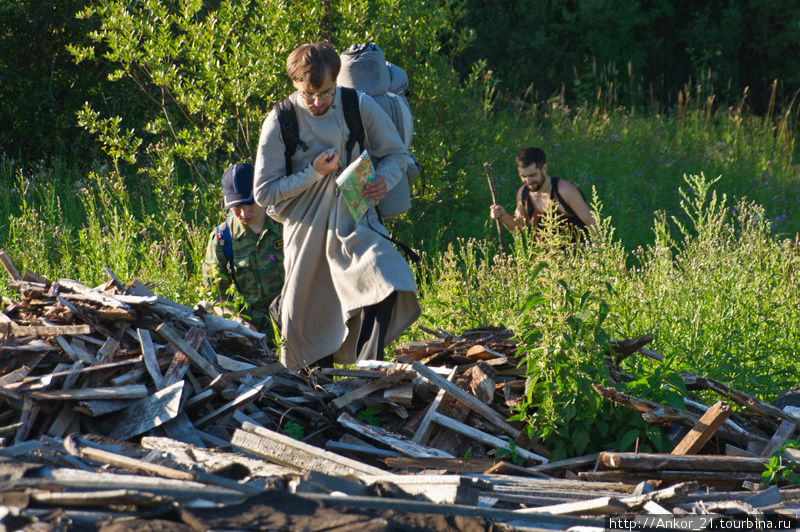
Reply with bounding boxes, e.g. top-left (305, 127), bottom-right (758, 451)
top-left (253, 88), bottom-right (420, 369)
